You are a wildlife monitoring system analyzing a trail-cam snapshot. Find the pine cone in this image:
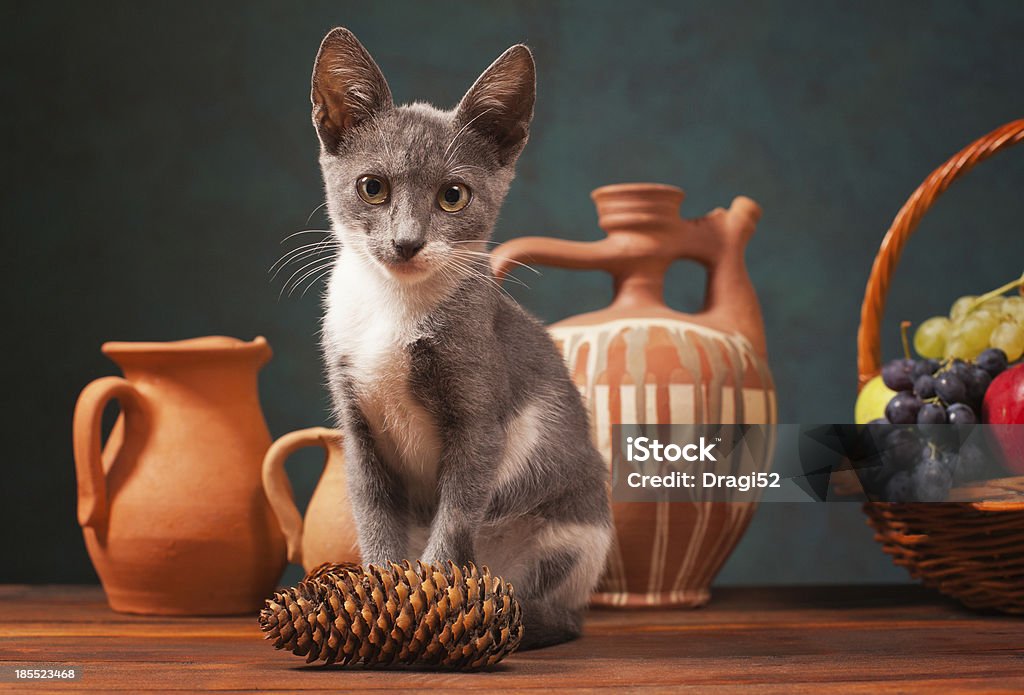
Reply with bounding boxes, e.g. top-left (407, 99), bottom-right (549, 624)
top-left (258, 560), bottom-right (523, 670)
